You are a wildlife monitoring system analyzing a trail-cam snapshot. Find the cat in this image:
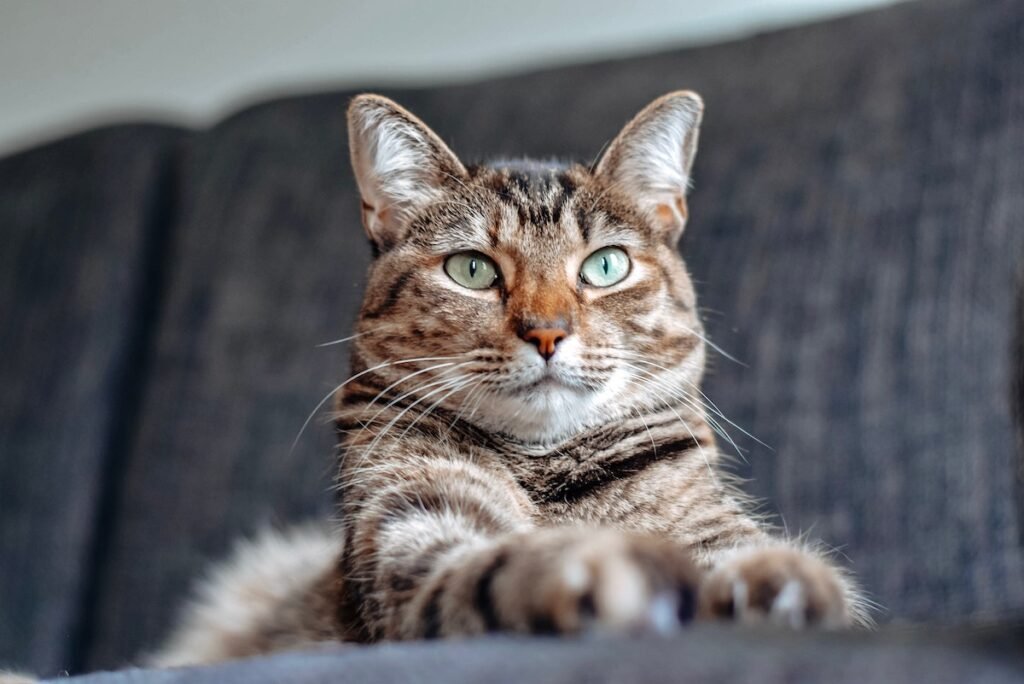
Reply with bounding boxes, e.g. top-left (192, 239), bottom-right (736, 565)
top-left (151, 91), bottom-right (870, 667)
